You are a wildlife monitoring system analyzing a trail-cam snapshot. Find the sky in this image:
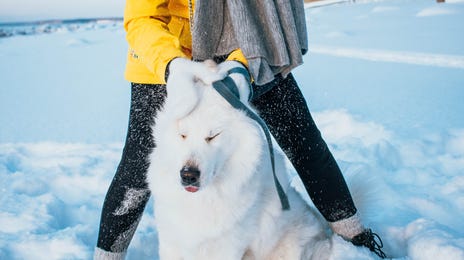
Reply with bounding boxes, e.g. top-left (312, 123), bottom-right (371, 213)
top-left (0, 0), bottom-right (125, 23)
